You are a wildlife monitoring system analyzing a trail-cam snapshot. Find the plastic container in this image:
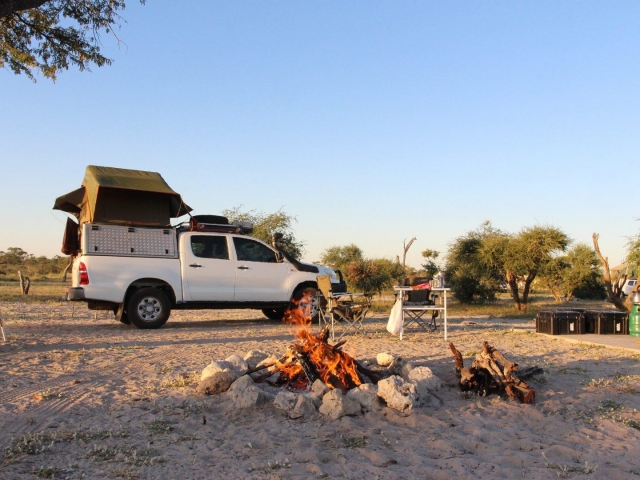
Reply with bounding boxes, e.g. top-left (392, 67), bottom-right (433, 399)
top-left (630, 305), bottom-right (640, 337)
top-left (536, 311), bottom-right (584, 335)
